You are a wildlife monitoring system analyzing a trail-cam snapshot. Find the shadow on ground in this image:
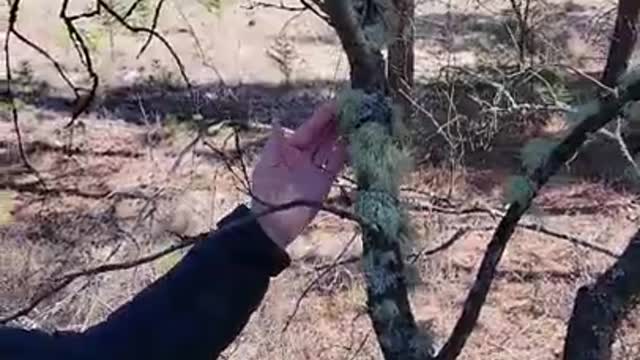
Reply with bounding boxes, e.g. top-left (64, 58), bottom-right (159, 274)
top-left (1, 63), bottom-right (639, 194)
